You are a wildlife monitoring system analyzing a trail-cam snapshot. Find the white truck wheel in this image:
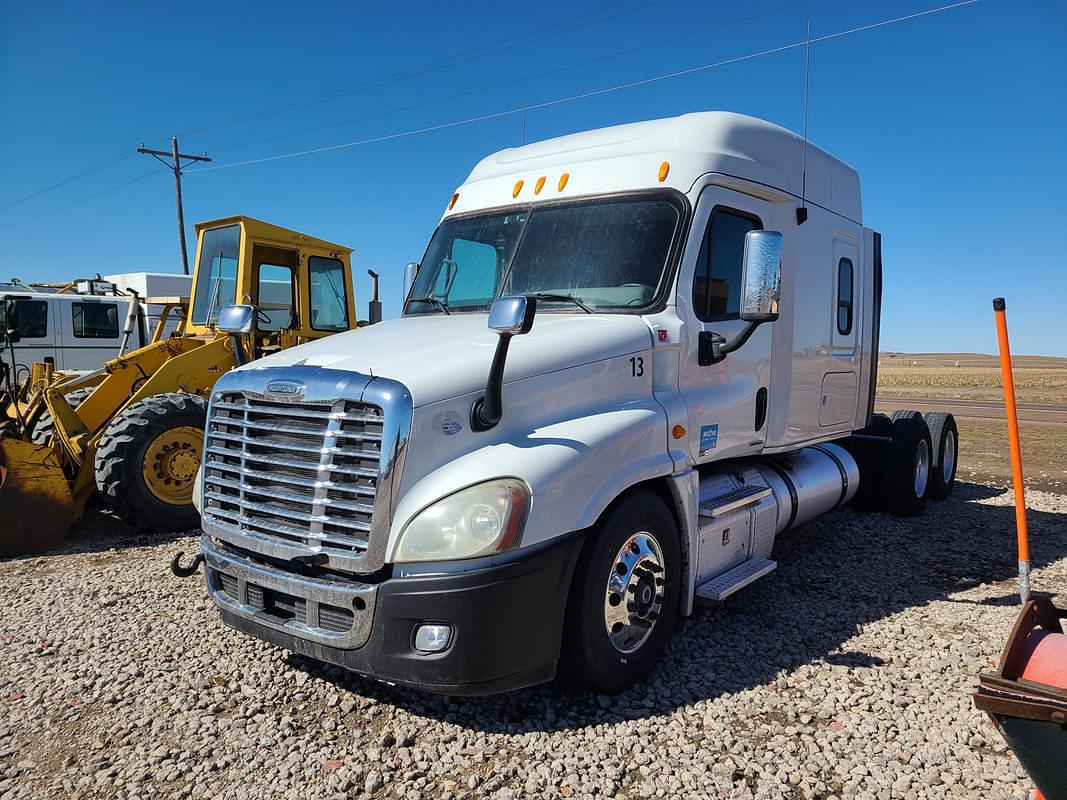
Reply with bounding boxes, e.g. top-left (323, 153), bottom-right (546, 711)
top-left (562, 490), bottom-right (680, 694)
